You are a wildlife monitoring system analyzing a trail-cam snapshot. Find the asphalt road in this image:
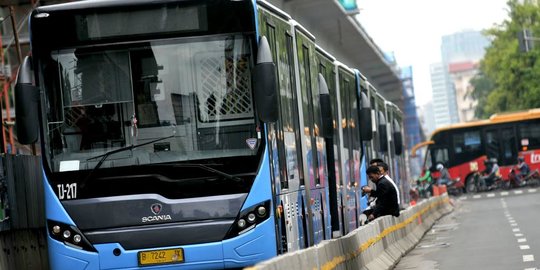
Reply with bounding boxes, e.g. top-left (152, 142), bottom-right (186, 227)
top-left (394, 188), bottom-right (540, 270)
